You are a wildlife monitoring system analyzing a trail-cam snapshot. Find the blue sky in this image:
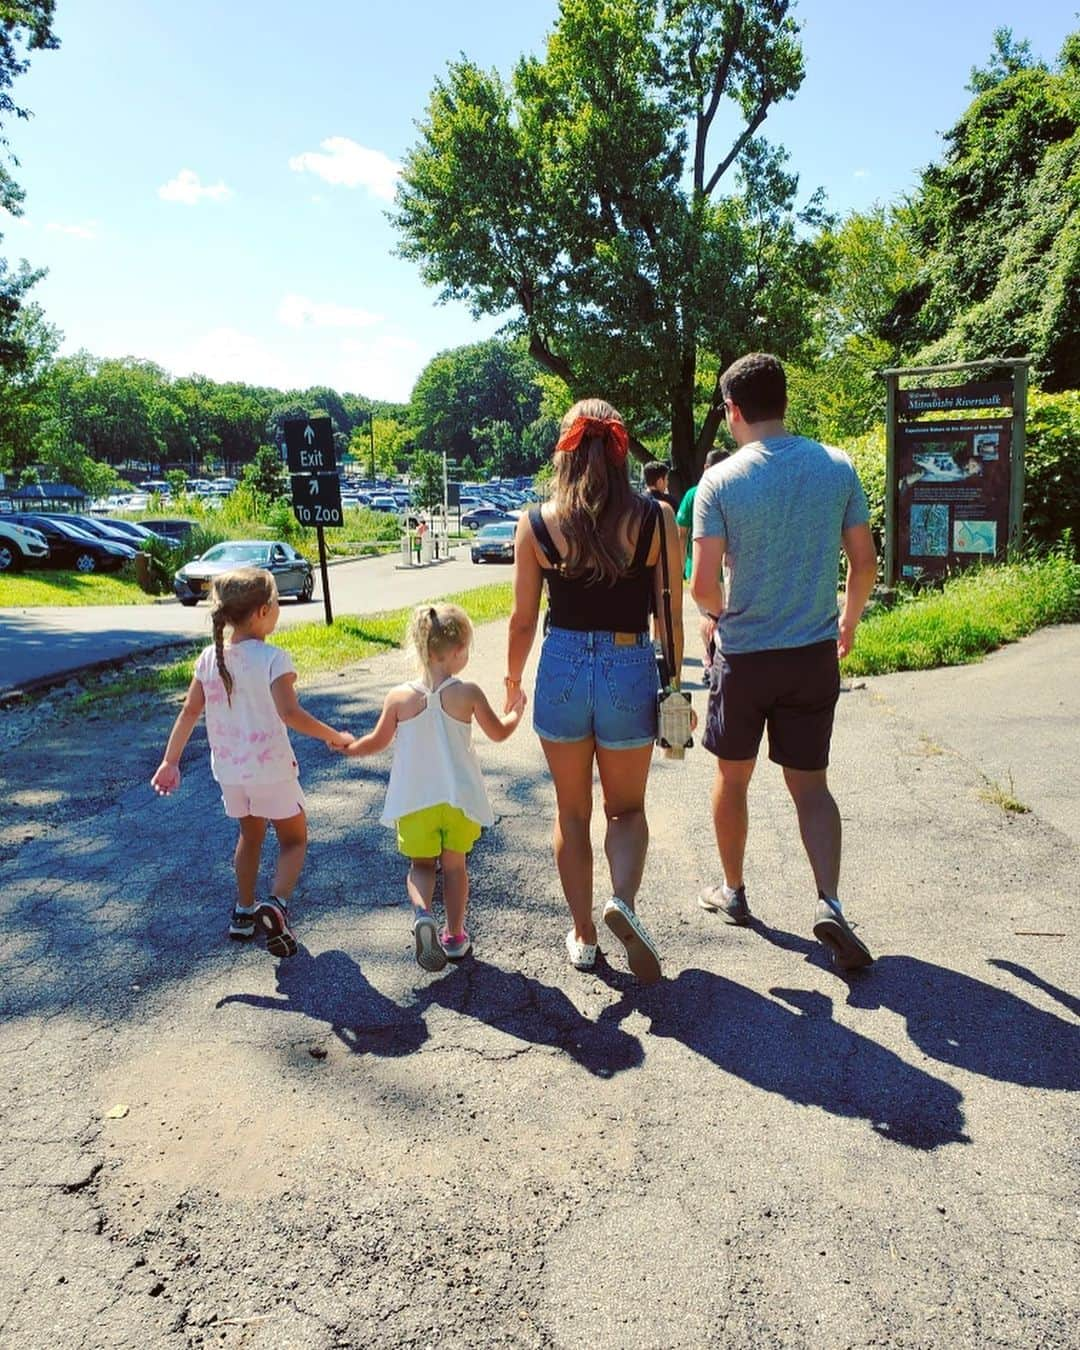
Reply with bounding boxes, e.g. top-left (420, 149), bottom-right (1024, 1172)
top-left (2, 1), bottom-right (1073, 403)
